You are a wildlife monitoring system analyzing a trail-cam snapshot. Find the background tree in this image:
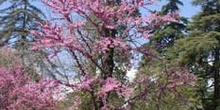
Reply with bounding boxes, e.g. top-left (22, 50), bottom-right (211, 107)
top-left (136, 0), bottom-right (198, 109)
top-left (0, 0), bottom-right (45, 75)
top-left (0, 0), bottom-right (44, 47)
top-left (0, 0), bottom-right (70, 80)
top-left (146, 0), bottom-right (188, 57)
top-left (170, 0), bottom-right (220, 109)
